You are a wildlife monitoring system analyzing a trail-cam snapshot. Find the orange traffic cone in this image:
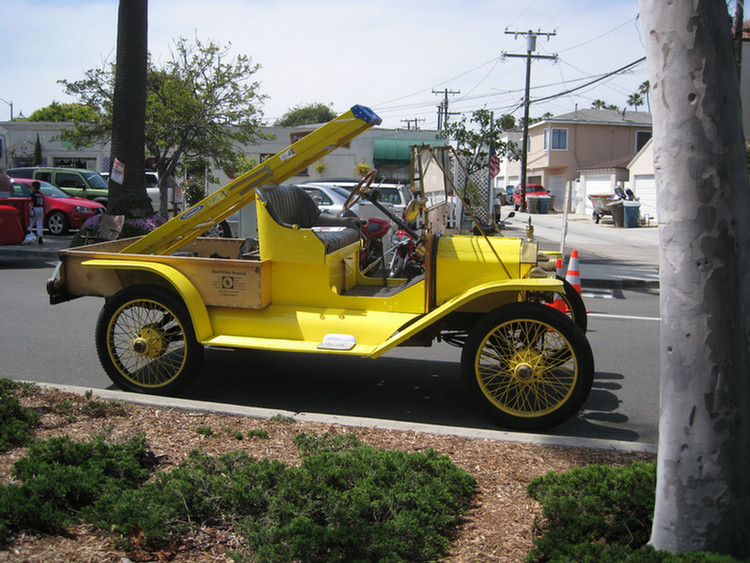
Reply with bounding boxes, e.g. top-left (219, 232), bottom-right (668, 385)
top-left (566, 250), bottom-right (582, 295)
top-left (548, 257), bottom-right (569, 313)
top-left (555, 257), bottom-right (565, 279)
